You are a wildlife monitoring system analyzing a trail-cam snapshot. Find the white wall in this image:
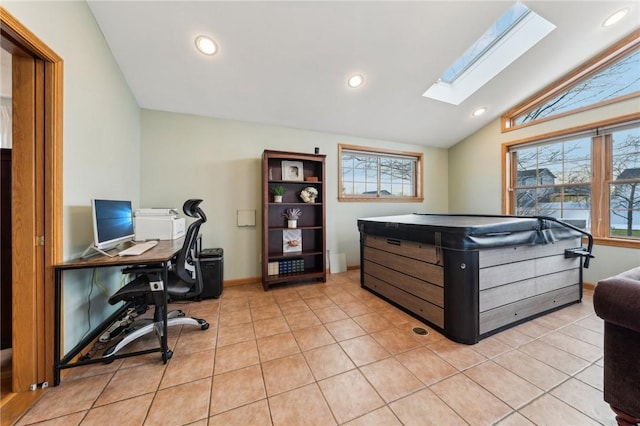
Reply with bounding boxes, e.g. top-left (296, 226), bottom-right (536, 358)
top-left (448, 97), bottom-right (640, 283)
top-left (4, 1), bottom-right (142, 352)
top-left (140, 110), bottom-right (449, 280)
